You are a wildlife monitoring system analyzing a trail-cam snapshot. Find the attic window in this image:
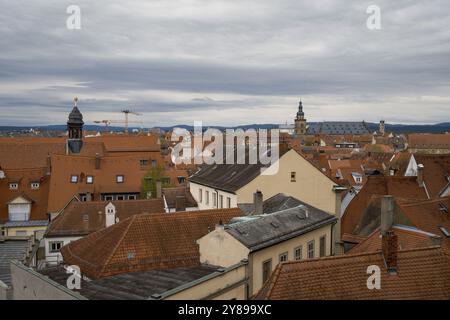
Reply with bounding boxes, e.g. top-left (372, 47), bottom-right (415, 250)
top-left (9, 183), bottom-right (18, 190)
top-left (86, 176), bottom-right (94, 184)
top-left (70, 175), bottom-right (78, 183)
top-left (127, 252), bottom-right (135, 260)
top-left (30, 182), bottom-right (40, 190)
top-left (116, 175), bottom-right (124, 183)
